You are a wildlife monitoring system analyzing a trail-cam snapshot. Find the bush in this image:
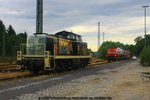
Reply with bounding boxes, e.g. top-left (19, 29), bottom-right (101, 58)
top-left (98, 46), bottom-right (108, 59)
top-left (140, 46), bottom-right (150, 66)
